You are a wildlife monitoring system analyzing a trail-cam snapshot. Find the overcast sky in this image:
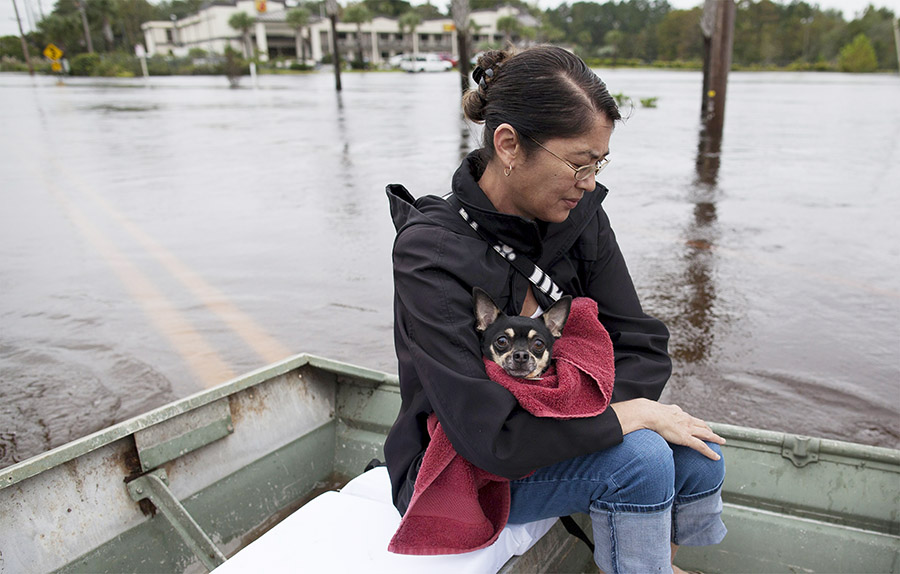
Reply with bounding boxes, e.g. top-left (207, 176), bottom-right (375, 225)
top-left (2, 0), bottom-right (898, 53)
